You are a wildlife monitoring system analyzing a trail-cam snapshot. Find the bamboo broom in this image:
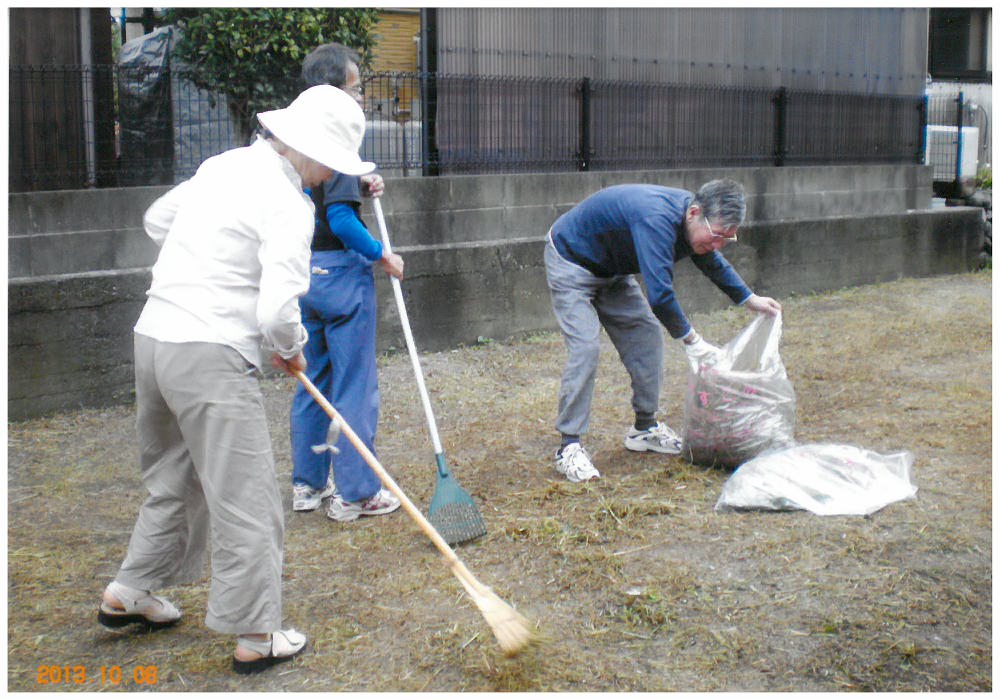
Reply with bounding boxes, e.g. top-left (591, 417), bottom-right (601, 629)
top-left (293, 369), bottom-right (536, 656)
